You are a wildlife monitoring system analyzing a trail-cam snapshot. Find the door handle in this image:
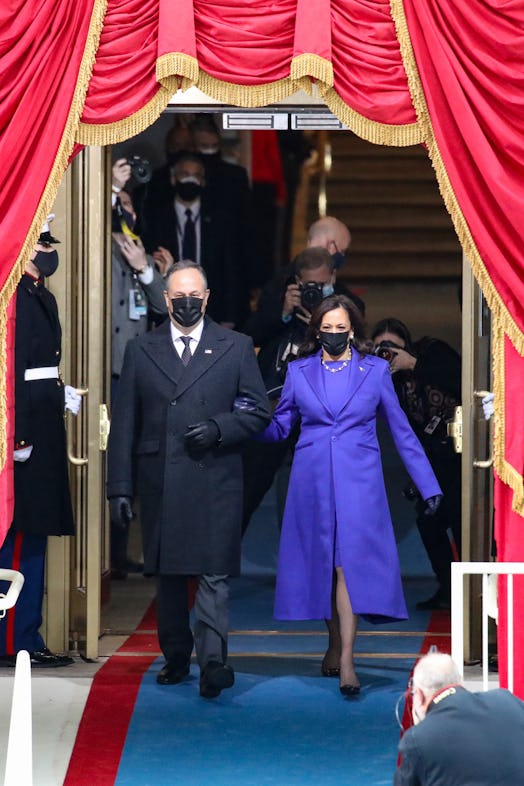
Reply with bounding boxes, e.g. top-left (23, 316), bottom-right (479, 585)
top-left (67, 387), bottom-right (88, 466)
top-left (99, 404), bottom-right (110, 451)
top-left (447, 406), bottom-right (462, 454)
